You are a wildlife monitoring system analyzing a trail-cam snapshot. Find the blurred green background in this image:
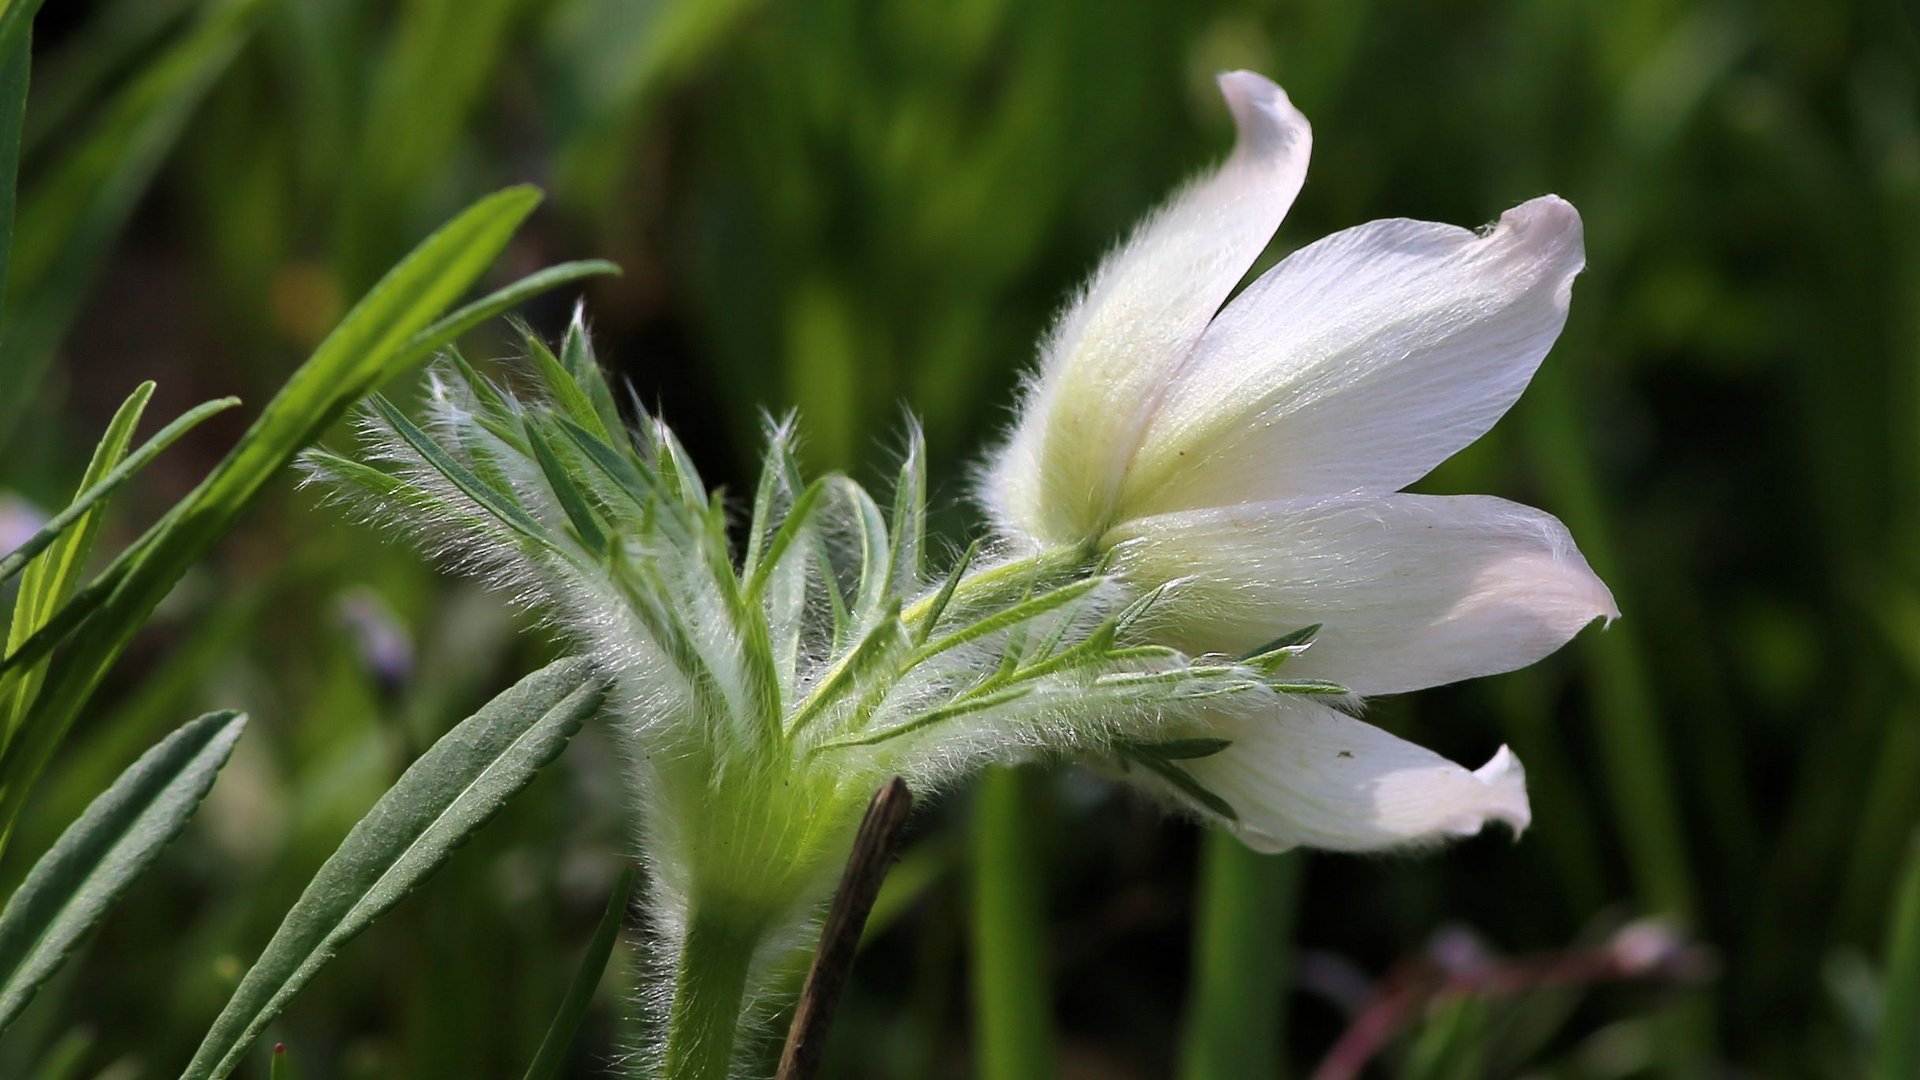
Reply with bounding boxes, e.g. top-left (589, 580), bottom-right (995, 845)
top-left (1, 0), bottom-right (1917, 1075)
